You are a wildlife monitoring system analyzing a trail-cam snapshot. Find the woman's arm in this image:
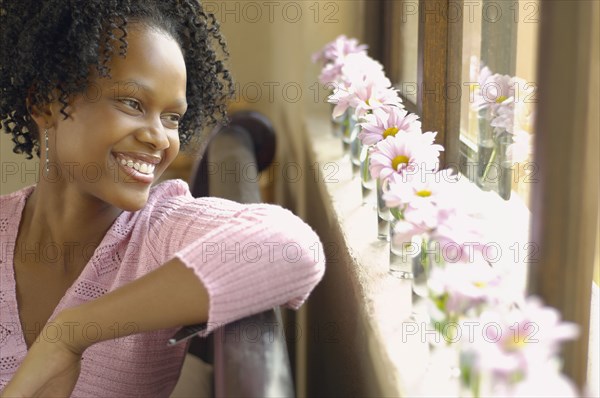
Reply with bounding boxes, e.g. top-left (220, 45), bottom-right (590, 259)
top-left (59, 257), bottom-right (209, 351)
top-left (3, 190), bottom-right (325, 397)
top-left (1, 258), bottom-right (209, 398)
top-left (146, 193), bottom-right (326, 337)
